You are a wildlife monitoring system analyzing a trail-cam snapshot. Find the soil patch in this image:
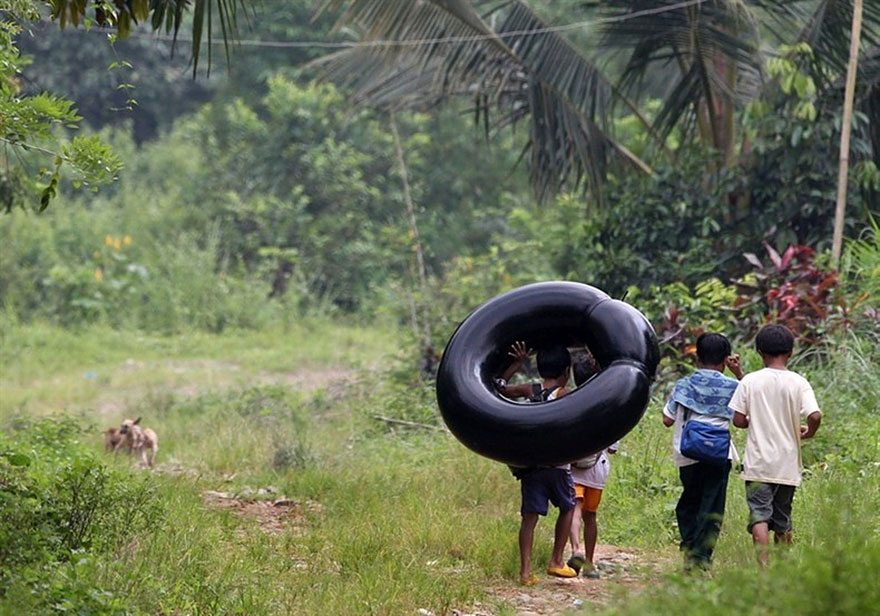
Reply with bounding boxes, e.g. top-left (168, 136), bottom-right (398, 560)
top-left (94, 359), bottom-right (358, 417)
top-left (201, 489), bottom-right (323, 536)
top-left (469, 544), bottom-right (671, 616)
